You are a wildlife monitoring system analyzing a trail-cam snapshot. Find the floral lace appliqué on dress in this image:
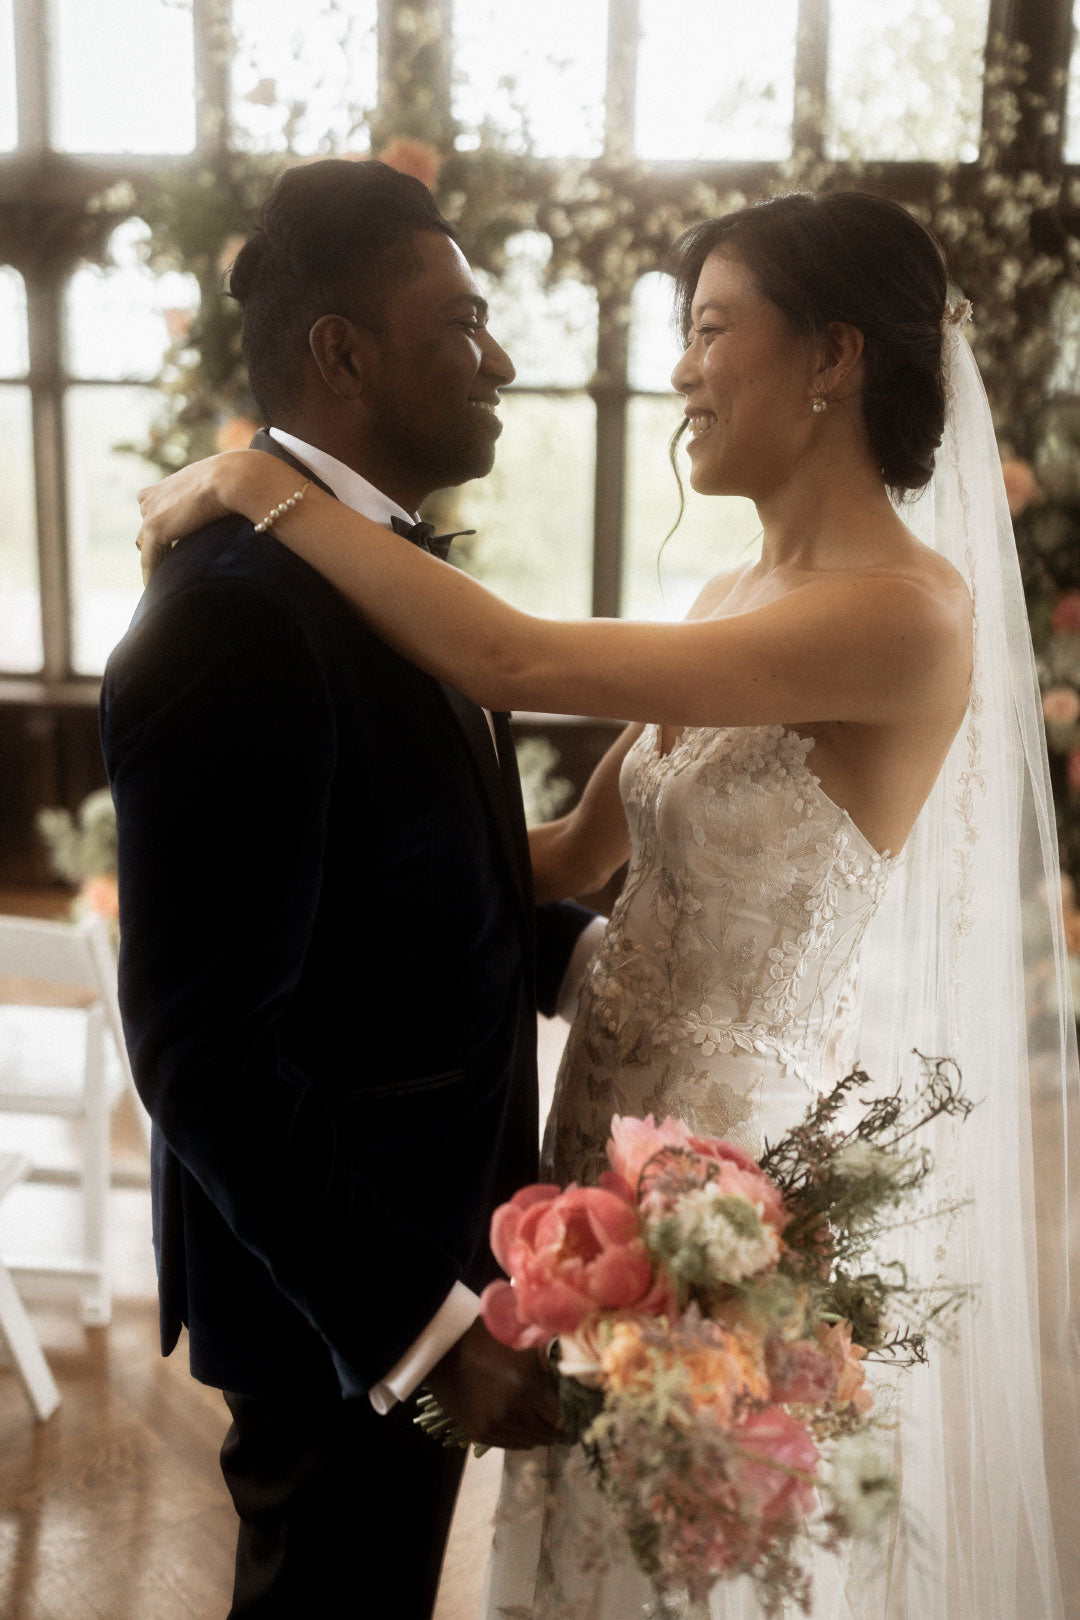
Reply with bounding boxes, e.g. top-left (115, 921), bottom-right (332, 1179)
top-left (486, 723), bottom-right (897, 1620)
